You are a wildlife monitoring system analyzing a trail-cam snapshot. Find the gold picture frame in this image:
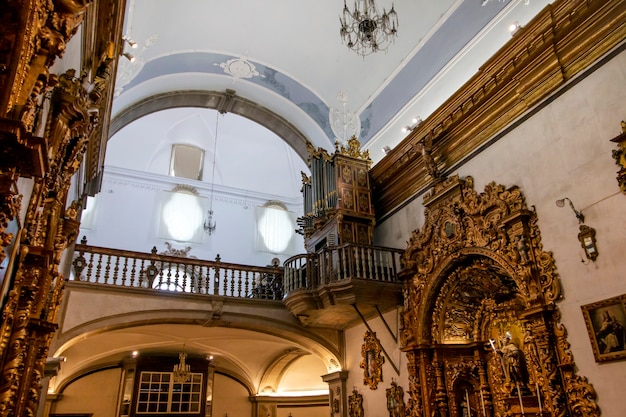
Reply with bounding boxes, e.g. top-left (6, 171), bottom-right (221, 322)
top-left (359, 330), bottom-right (384, 390)
top-left (581, 294), bottom-right (626, 363)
